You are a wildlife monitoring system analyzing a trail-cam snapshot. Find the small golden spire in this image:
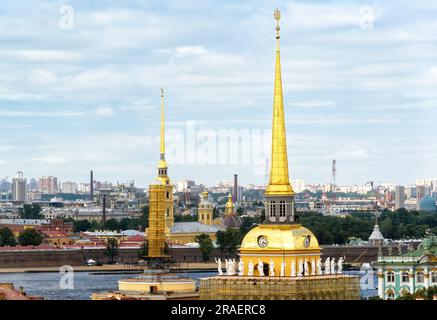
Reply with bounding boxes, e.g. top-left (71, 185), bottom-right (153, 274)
top-left (160, 88), bottom-right (165, 156)
top-left (266, 9), bottom-right (294, 196)
top-left (158, 88), bottom-right (168, 172)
